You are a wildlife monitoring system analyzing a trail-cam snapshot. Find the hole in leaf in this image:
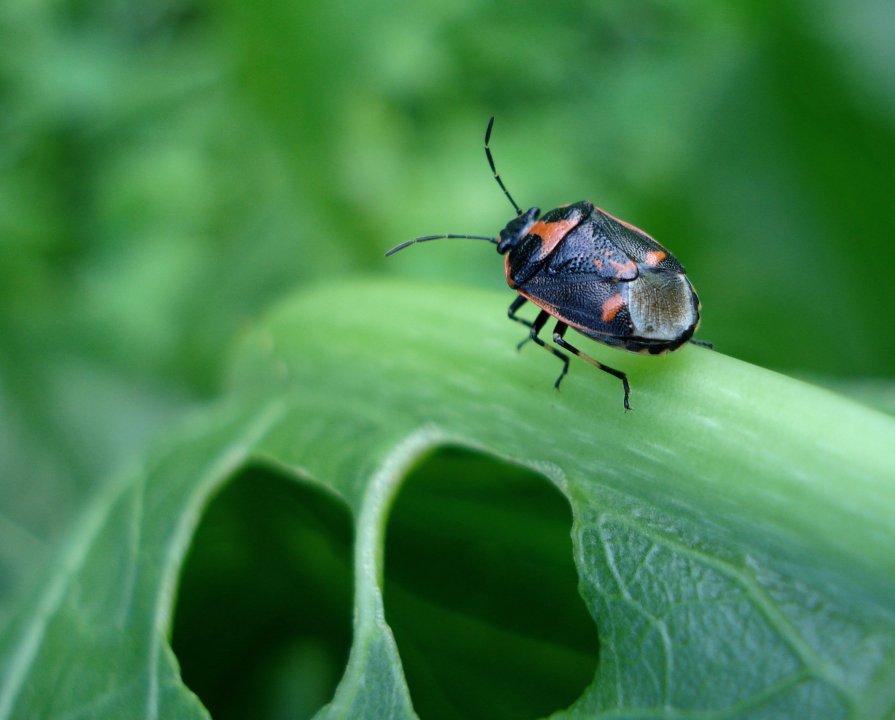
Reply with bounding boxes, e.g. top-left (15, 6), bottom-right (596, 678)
top-left (172, 465), bottom-right (353, 720)
top-left (384, 447), bottom-right (598, 720)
